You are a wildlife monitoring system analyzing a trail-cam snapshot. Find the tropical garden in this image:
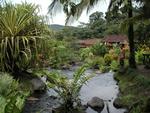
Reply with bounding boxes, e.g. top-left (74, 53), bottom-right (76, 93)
top-left (0, 0), bottom-right (150, 113)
